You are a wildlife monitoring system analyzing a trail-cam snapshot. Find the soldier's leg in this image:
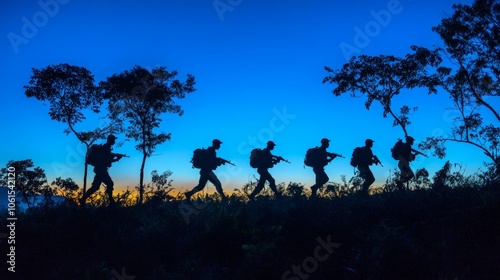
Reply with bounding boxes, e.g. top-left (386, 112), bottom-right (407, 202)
top-left (359, 166), bottom-right (367, 192)
top-left (397, 159), bottom-right (407, 180)
top-left (81, 169), bottom-right (103, 203)
top-left (319, 169), bottom-right (329, 186)
top-left (187, 170), bottom-right (209, 200)
top-left (311, 168), bottom-right (321, 198)
top-left (264, 170), bottom-right (281, 196)
top-left (101, 171), bottom-right (115, 205)
top-left (207, 171), bottom-right (225, 200)
top-left (310, 168), bottom-right (321, 196)
top-left (367, 168), bottom-right (375, 186)
top-left (360, 167), bottom-right (375, 194)
top-left (249, 169), bottom-right (266, 199)
top-left (405, 165), bottom-right (415, 182)
top-left (397, 160), bottom-right (404, 179)
top-left (396, 159), bottom-right (409, 190)
top-left (398, 159), bottom-right (414, 183)
top-left (312, 168), bottom-right (328, 197)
